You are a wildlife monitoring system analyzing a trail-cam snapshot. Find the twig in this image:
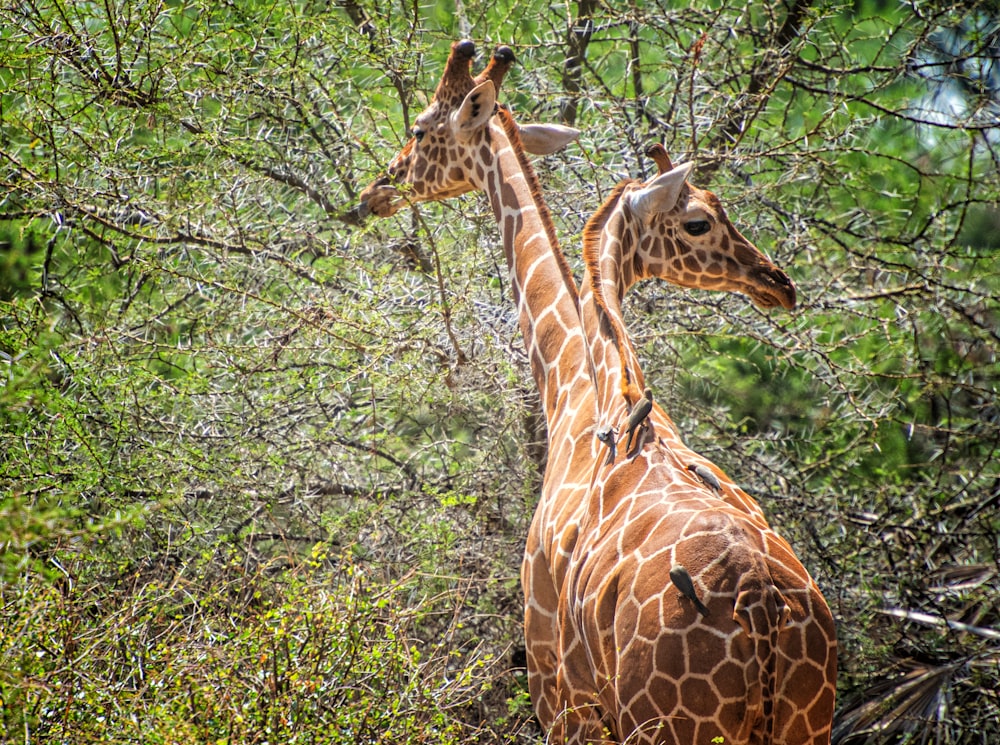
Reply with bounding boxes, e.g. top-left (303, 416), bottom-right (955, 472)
top-left (879, 608), bottom-right (1000, 641)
